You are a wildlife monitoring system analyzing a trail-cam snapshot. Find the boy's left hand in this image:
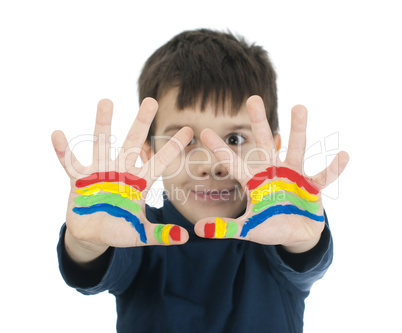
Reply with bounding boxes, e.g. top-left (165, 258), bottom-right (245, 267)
top-left (194, 96), bottom-right (349, 253)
